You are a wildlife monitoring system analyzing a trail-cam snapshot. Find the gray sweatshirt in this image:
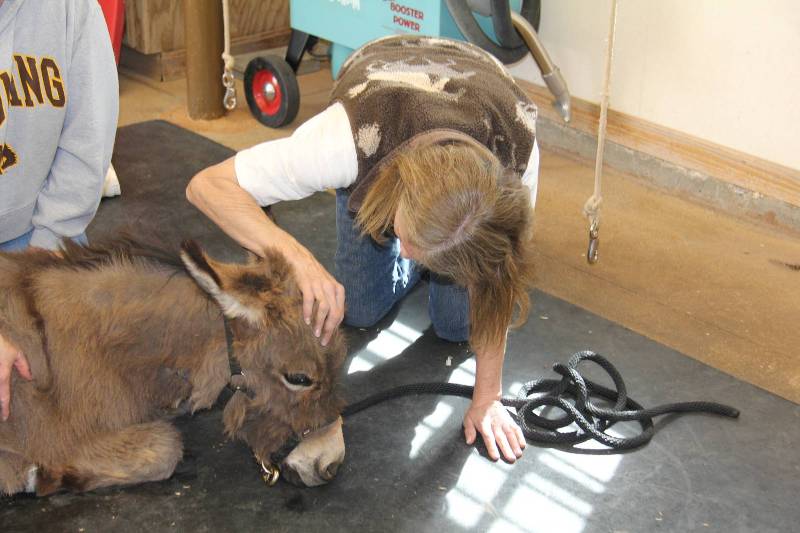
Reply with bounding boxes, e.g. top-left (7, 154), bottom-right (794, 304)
top-left (0, 0), bottom-right (118, 249)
